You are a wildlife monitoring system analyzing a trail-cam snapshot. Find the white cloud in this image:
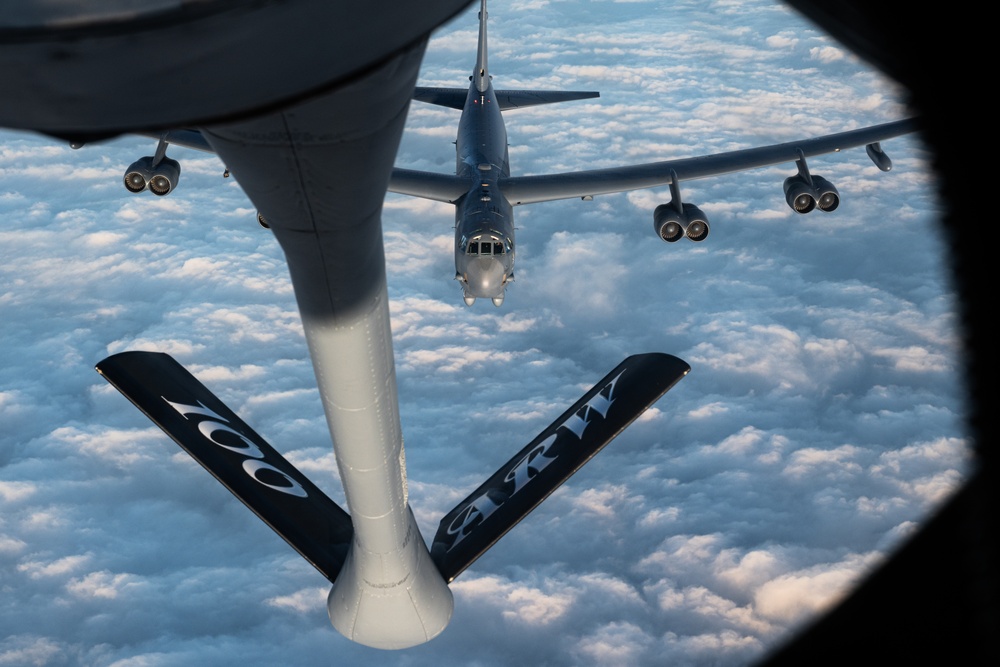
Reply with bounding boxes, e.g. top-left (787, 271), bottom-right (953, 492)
top-left (872, 344), bottom-right (951, 372)
top-left (266, 587), bottom-right (328, 614)
top-left (0, 636), bottom-right (63, 667)
top-left (0, 534), bottom-right (28, 555)
top-left (766, 33), bottom-right (799, 49)
top-left (753, 552), bottom-right (882, 623)
top-left (572, 621), bottom-right (652, 664)
top-left (453, 575), bottom-right (575, 625)
top-left (0, 481), bottom-right (36, 502)
top-left (18, 554), bottom-right (91, 579)
top-left (571, 483), bottom-right (634, 518)
top-left (783, 445), bottom-right (863, 478)
top-left (67, 570), bottom-right (141, 600)
top-left (0, 2), bottom-right (964, 666)
top-left (809, 45), bottom-right (846, 63)
top-left (49, 426), bottom-right (163, 467)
